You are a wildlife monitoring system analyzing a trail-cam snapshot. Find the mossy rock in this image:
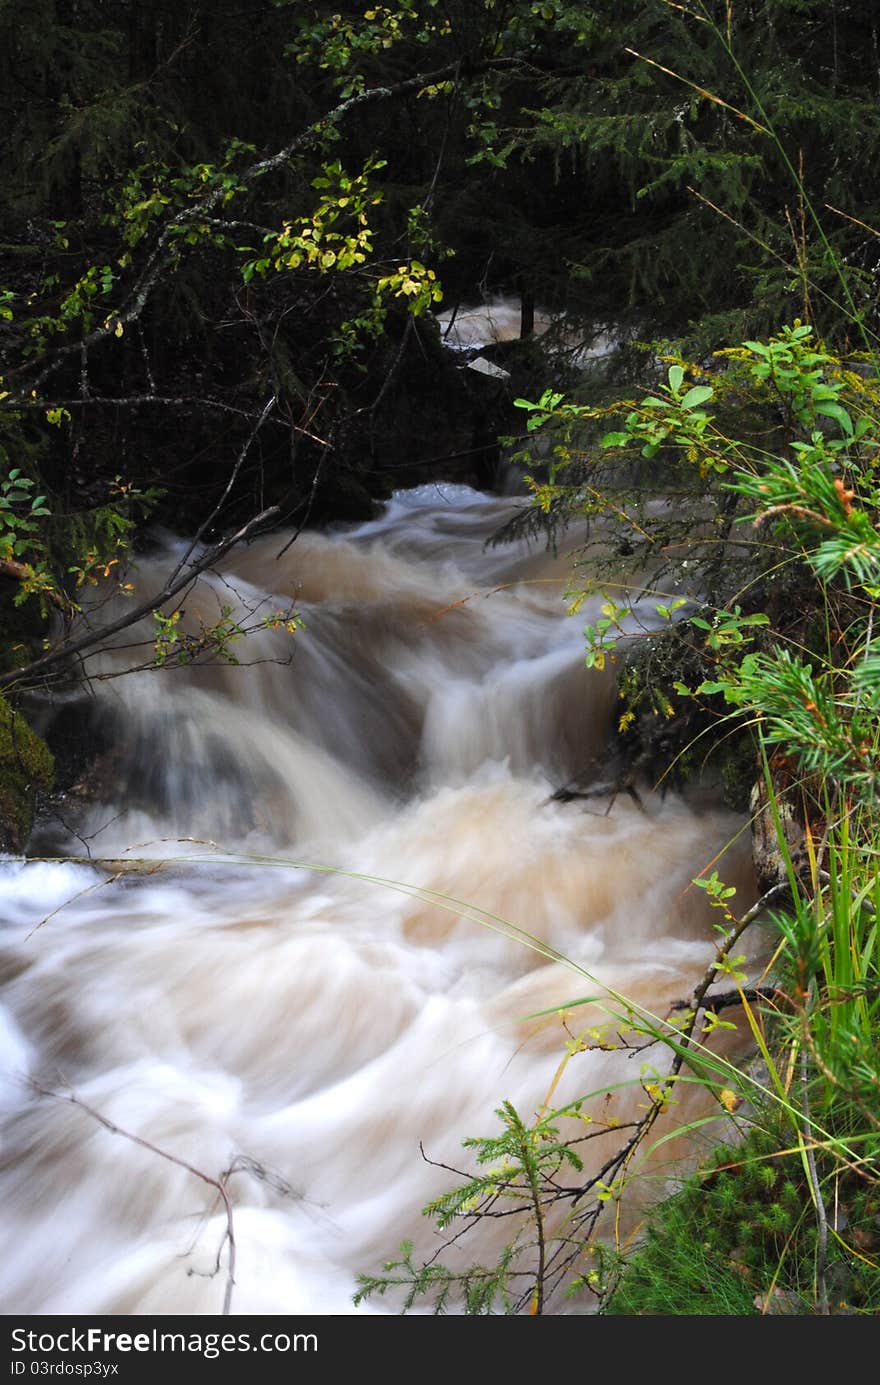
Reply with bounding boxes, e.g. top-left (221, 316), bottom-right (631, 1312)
top-left (0, 696), bottom-right (54, 852)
